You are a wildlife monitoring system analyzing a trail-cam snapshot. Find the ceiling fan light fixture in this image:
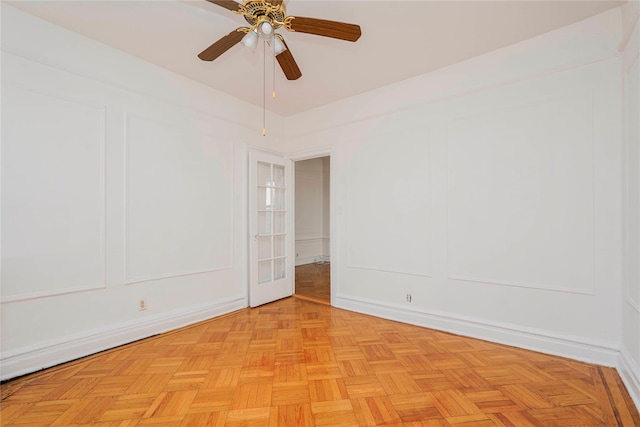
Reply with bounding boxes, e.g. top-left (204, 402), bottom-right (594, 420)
top-left (273, 36), bottom-right (286, 55)
top-left (257, 20), bottom-right (273, 40)
top-left (241, 30), bottom-right (258, 51)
